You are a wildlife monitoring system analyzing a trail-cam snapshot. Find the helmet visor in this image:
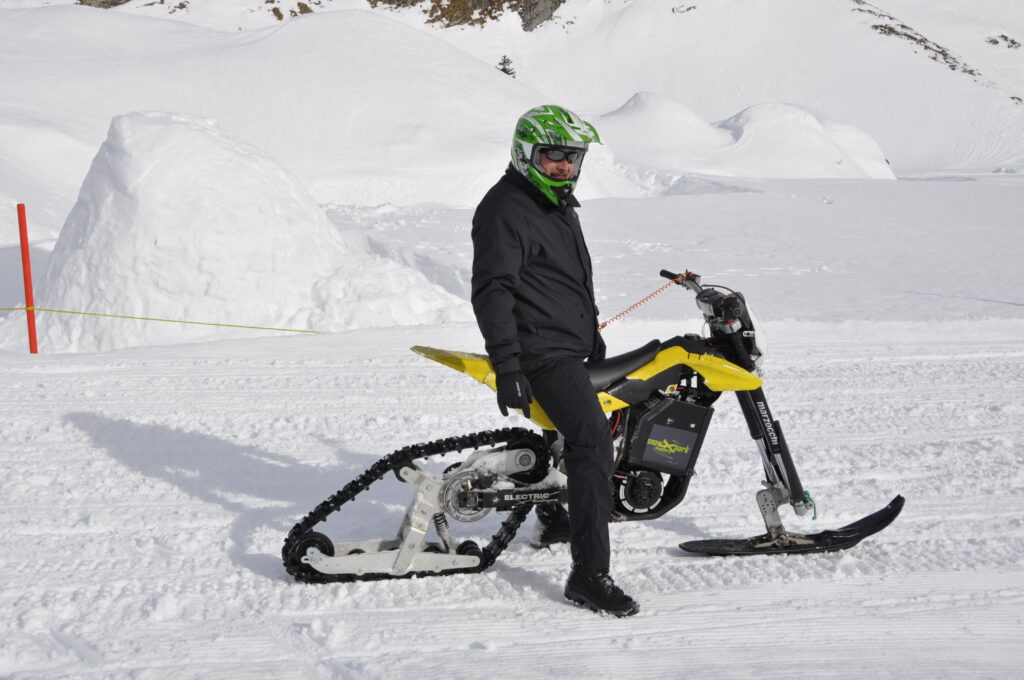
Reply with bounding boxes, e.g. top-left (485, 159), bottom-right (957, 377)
top-left (531, 145), bottom-right (586, 181)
